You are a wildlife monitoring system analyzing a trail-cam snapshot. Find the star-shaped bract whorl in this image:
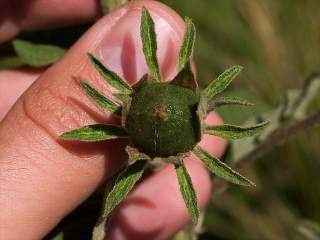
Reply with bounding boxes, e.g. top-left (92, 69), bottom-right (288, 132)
top-left (60, 7), bottom-right (268, 240)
